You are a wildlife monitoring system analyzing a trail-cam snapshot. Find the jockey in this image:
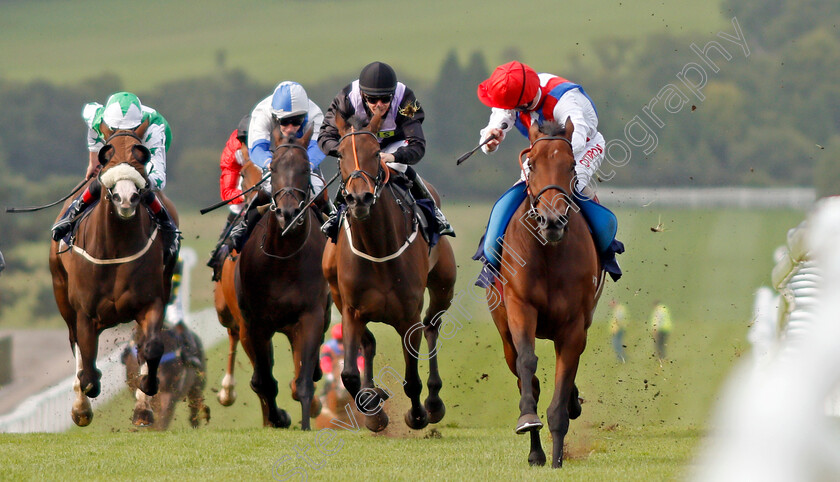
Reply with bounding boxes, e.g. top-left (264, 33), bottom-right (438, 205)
top-left (477, 61), bottom-right (605, 199)
top-left (50, 92), bottom-right (180, 265)
top-left (206, 114), bottom-right (252, 280)
top-left (318, 61), bottom-right (455, 237)
top-left (221, 81), bottom-right (327, 254)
